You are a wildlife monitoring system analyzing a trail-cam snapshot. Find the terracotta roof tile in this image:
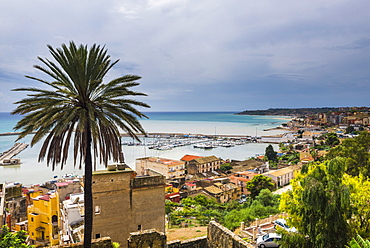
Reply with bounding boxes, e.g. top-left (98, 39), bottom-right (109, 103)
top-left (180, 154), bottom-right (203, 161)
